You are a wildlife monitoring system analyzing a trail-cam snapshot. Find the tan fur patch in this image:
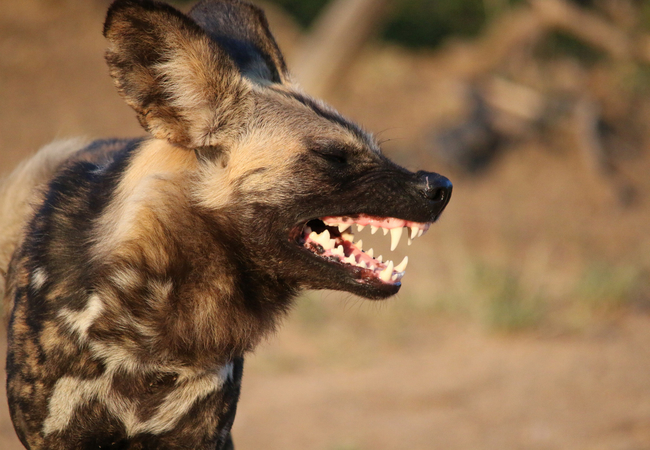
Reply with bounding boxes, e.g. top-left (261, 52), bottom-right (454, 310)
top-left (92, 139), bottom-right (197, 267)
top-left (153, 35), bottom-right (253, 148)
top-left (195, 87), bottom-right (364, 209)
